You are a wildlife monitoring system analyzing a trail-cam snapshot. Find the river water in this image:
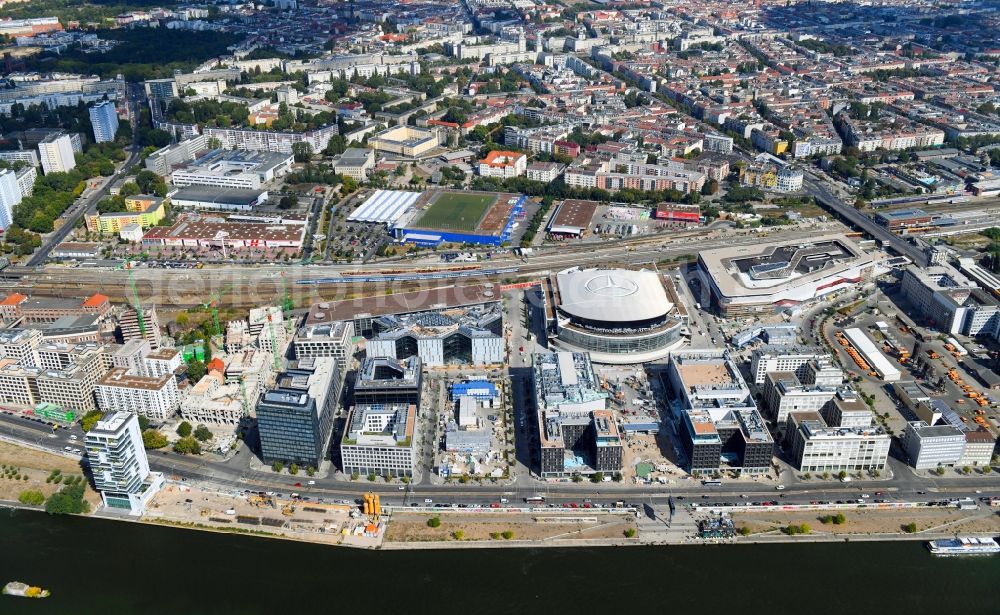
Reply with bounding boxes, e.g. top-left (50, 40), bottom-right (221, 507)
top-left (1, 510), bottom-right (997, 614)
